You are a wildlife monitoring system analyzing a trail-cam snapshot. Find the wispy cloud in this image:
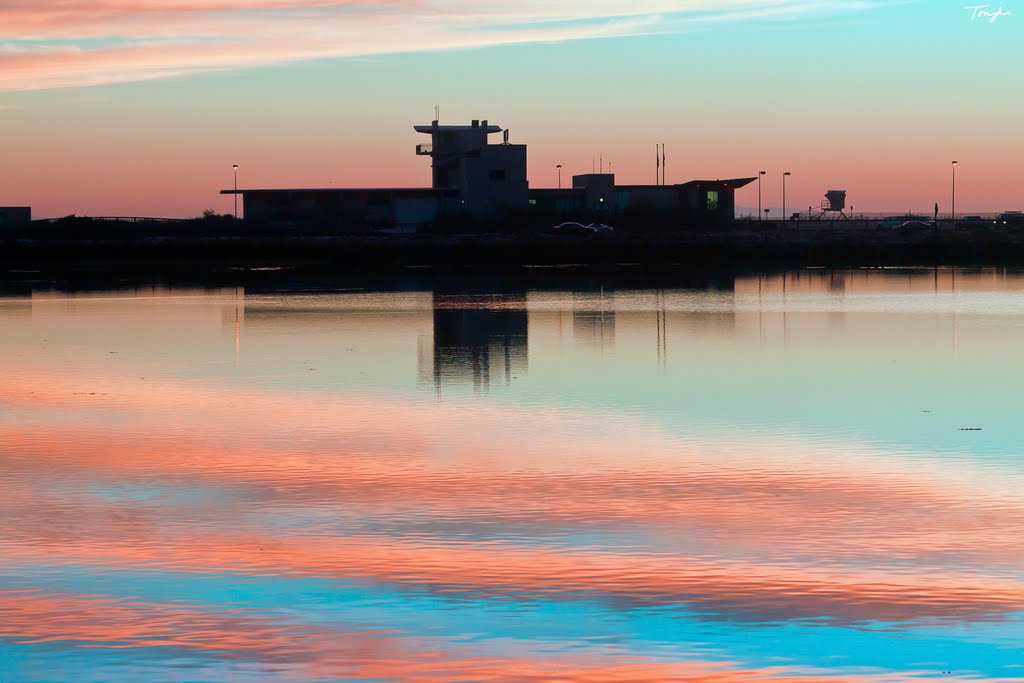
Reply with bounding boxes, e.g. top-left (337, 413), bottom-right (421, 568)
top-left (0, 1), bottom-right (880, 92)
